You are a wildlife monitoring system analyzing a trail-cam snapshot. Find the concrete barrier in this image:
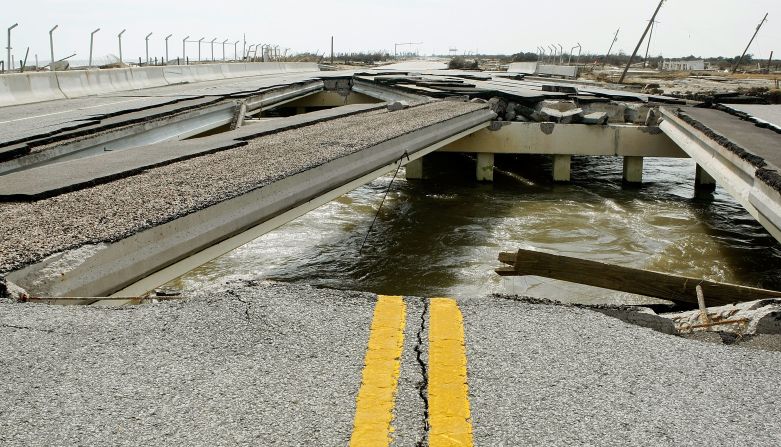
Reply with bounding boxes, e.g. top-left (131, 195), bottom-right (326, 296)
top-left (0, 72), bottom-right (65, 106)
top-left (162, 65), bottom-right (199, 85)
top-left (507, 62), bottom-right (538, 74)
top-left (191, 64), bottom-right (227, 82)
top-left (537, 64), bottom-right (580, 78)
top-left (54, 71), bottom-right (93, 98)
top-left (0, 62), bottom-right (320, 107)
top-left (282, 62), bottom-right (319, 73)
top-left (507, 63), bottom-right (579, 78)
top-left (105, 69), bottom-right (135, 93)
top-left (129, 67), bottom-right (169, 90)
top-left (86, 70), bottom-right (125, 95)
